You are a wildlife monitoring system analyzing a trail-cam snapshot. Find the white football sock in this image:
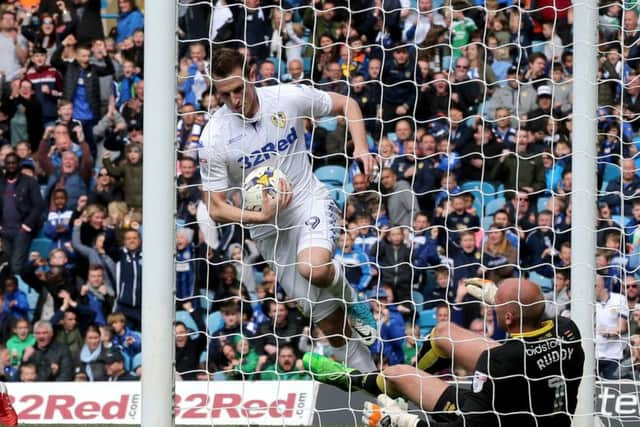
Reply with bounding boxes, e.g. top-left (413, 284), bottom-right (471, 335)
top-left (327, 259), bottom-right (356, 303)
top-left (333, 334), bottom-right (376, 372)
